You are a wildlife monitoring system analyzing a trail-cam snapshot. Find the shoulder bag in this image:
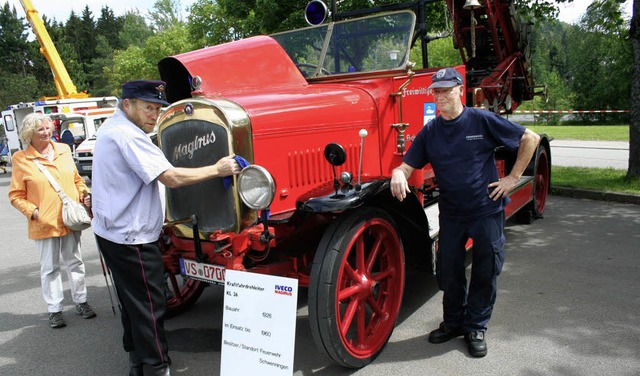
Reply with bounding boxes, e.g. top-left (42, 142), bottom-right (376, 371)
top-left (34, 160), bottom-right (92, 231)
